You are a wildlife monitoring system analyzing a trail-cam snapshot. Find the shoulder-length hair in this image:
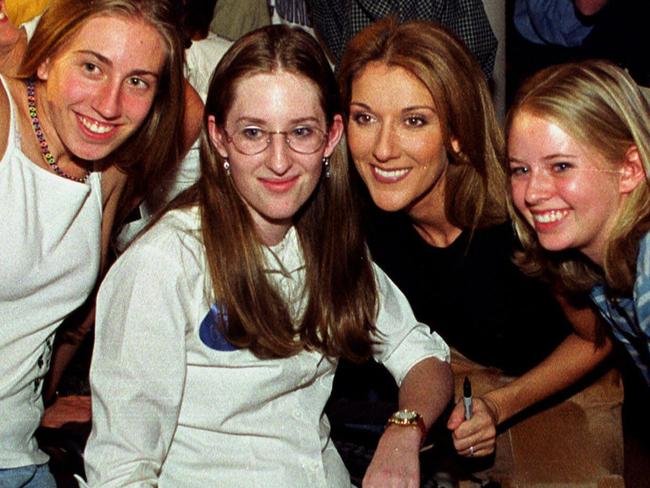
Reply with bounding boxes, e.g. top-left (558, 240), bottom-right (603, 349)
top-left (506, 60), bottom-right (650, 295)
top-left (174, 24), bottom-right (378, 360)
top-left (338, 17), bottom-right (507, 231)
top-left (18, 0), bottom-right (186, 208)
